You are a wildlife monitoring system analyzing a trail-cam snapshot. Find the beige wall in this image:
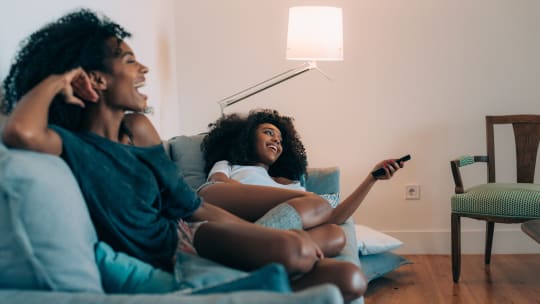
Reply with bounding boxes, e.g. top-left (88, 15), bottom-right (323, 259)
top-left (173, 0), bottom-right (540, 254)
